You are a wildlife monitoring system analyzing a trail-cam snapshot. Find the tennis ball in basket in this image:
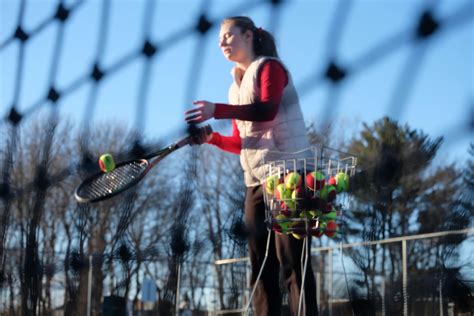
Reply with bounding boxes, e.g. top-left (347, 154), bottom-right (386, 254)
top-left (306, 171), bottom-right (325, 191)
top-left (275, 214), bottom-right (290, 234)
top-left (320, 185), bottom-right (337, 202)
top-left (322, 208), bottom-right (337, 221)
top-left (285, 172), bottom-right (302, 190)
top-left (325, 220), bottom-right (338, 238)
top-left (311, 221), bottom-right (326, 238)
top-left (308, 210), bottom-right (319, 218)
top-left (99, 153), bottom-right (115, 173)
top-left (328, 176), bottom-right (337, 187)
top-left (275, 183), bottom-right (287, 200)
top-left (291, 187), bottom-right (302, 200)
top-left (291, 233), bottom-right (304, 240)
top-left (335, 172), bottom-right (350, 192)
top-left (265, 175), bottom-right (281, 195)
